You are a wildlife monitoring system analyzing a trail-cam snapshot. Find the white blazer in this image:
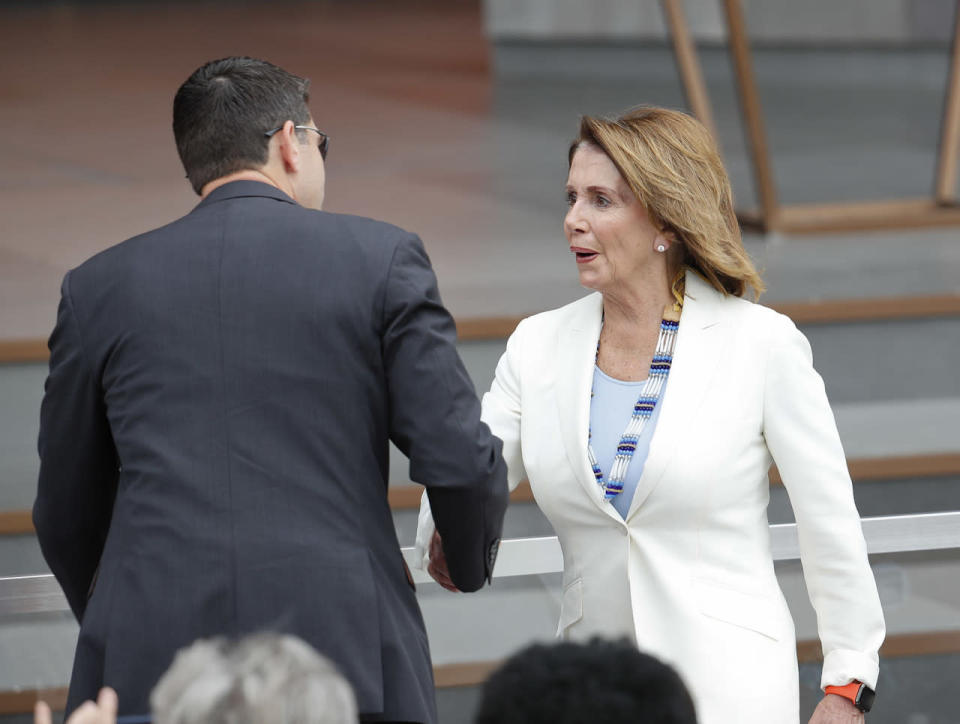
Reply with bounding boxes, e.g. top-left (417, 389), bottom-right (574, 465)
top-left (416, 270), bottom-right (884, 724)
